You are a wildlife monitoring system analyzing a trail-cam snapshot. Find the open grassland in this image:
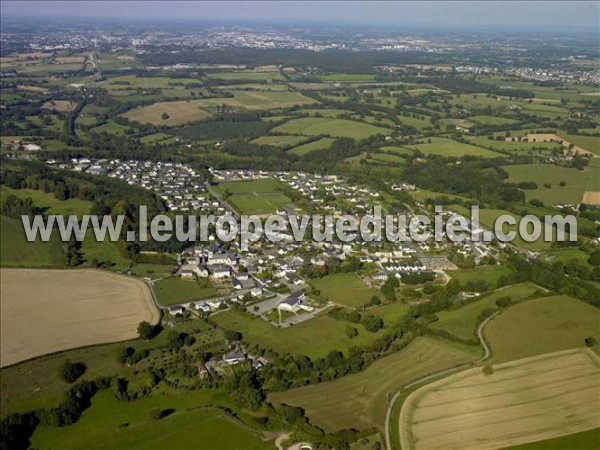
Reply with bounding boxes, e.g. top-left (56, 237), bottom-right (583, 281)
top-left (485, 295), bottom-right (600, 363)
top-left (269, 337), bottom-right (476, 432)
top-left (154, 277), bottom-right (219, 306)
top-left (402, 348), bottom-right (600, 450)
top-left (288, 137), bottom-right (335, 155)
top-left (122, 100), bottom-right (212, 126)
top-left (309, 273), bottom-right (381, 308)
top-left (503, 162), bottom-right (600, 205)
top-left (431, 283), bottom-right (541, 341)
top-left (0, 215), bottom-right (65, 268)
top-left (407, 137), bottom-right (501, 158)
top-left (29, 389), bottom-right (270, 450)
top-left (211, 309), bottom-right (384, 358)
top-left (271, 117), bottom-right (391, 140)
top-left (0, 269), bottom-right (159, 367)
